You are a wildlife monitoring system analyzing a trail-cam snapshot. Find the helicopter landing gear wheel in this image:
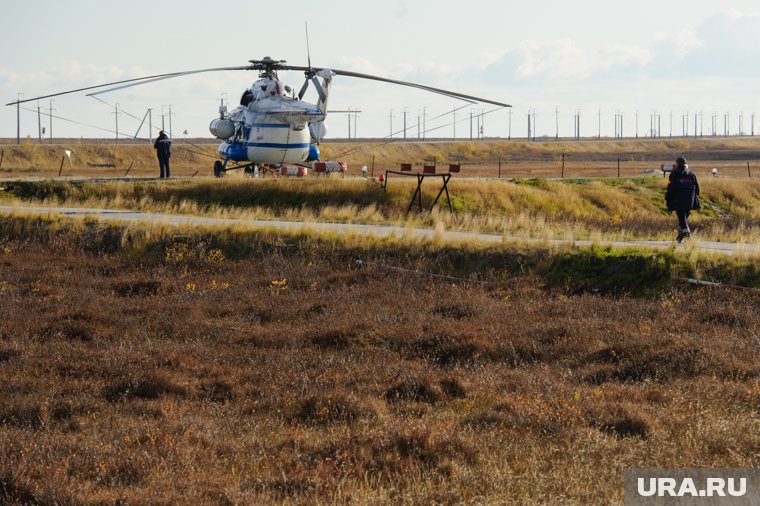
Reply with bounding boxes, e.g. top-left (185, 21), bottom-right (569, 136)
top-left (213, 160), bottom-right (224, 178)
